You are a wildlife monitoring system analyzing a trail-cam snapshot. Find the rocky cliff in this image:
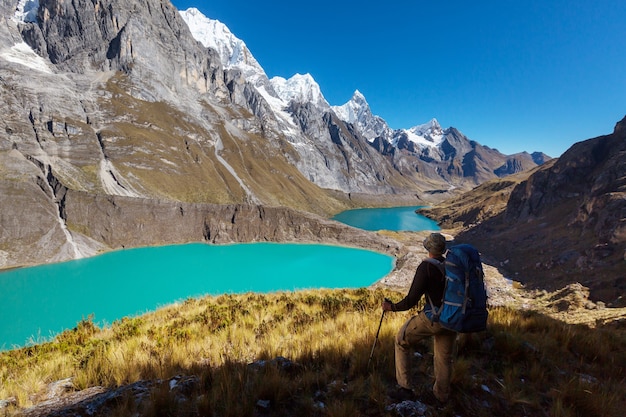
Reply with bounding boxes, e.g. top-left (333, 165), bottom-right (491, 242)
top-left (1, 173), bottom-right (407, 268)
